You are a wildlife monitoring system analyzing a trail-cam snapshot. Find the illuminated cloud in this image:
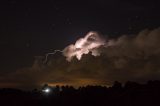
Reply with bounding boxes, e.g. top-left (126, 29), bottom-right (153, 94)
top-left (45, 31), bottom-right (114, 62)
top-left (63, 31), bottom-right (106, 61)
